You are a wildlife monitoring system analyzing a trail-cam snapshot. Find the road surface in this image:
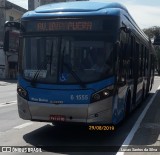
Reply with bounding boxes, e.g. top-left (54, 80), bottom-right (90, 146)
top-left (0, 77), bottom-right (160, 154)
